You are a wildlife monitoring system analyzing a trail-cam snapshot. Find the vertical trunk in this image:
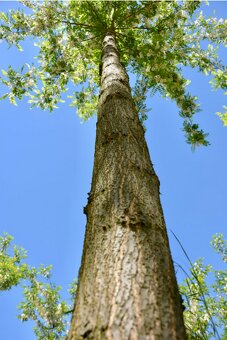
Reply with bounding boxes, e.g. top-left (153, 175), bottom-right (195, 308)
top-left (69, 31), bottom-right (187, 340)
